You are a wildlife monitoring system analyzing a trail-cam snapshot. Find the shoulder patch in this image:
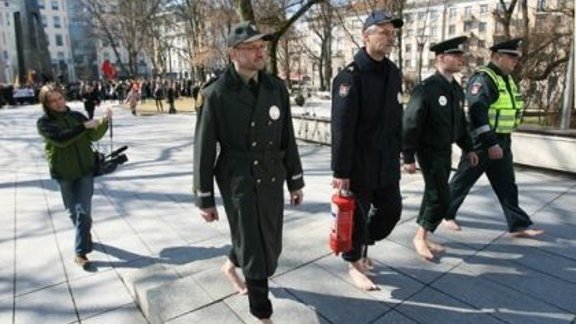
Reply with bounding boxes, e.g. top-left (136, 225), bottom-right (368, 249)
top-left (470, 82), bottom-right (482, 96)
top-left (338, 83), bottom-right (351, 97)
